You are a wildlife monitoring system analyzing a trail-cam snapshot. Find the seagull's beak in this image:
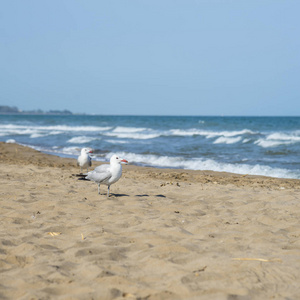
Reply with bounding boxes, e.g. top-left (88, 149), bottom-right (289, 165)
top-left (121, 159), bottom-right (128, 164)
top-left (89, 150), bottom-right (93, 153)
